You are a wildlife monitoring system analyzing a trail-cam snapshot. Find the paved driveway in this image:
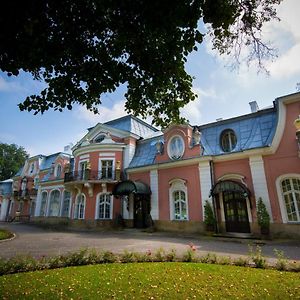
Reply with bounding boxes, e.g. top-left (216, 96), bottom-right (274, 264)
top-left (1, 223), bottom-right (300, 263)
